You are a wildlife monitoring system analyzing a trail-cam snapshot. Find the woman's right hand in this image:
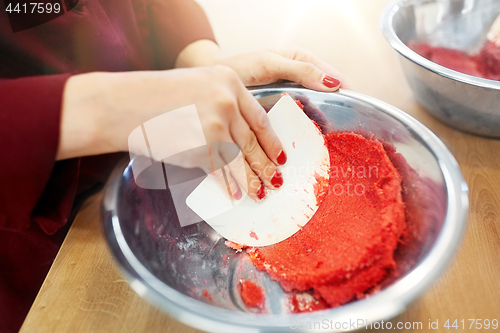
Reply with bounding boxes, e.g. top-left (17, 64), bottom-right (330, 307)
top-left (58, 65), bottom-right (285, 201)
